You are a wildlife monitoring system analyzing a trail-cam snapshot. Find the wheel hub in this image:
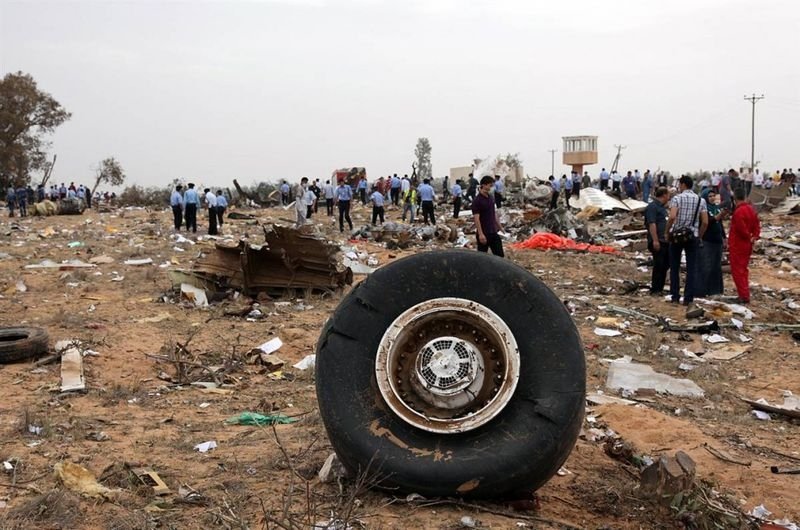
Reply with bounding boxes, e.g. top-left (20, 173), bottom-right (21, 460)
top-left (376, 298), bottom-right (520, 434)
